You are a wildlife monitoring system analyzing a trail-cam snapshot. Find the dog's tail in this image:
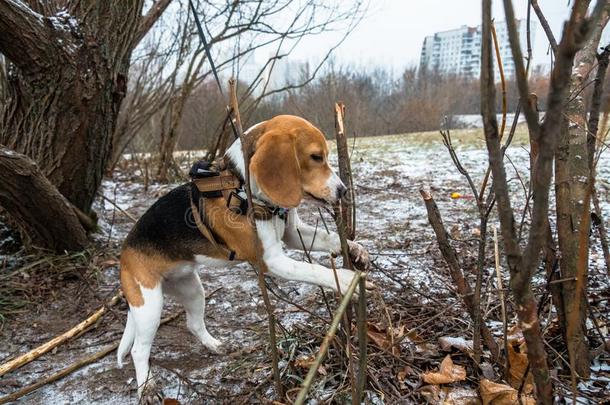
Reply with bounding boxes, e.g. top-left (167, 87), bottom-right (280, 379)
top-left (117, 310), bottom-right (135, 368)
